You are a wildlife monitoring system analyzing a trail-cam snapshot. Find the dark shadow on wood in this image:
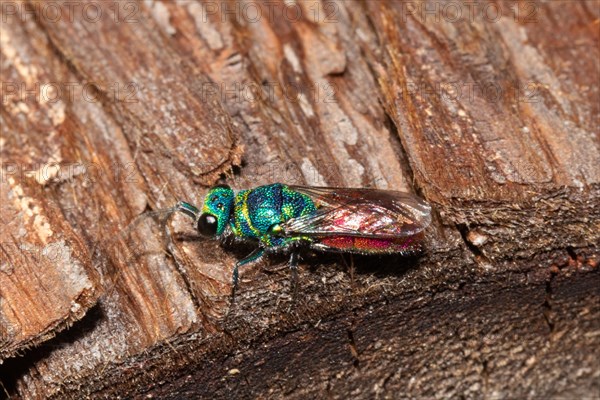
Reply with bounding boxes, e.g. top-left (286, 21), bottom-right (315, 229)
top-left (0, 304), bottom-right (105, 398)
